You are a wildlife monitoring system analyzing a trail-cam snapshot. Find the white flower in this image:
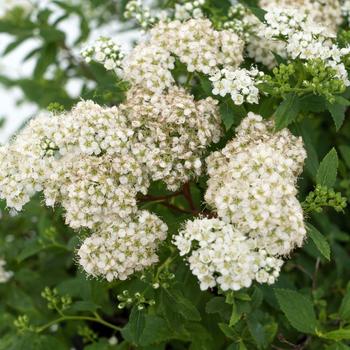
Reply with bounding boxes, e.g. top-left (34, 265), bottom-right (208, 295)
top-left (0, 259), bottom-right (13, 283)
top-left (78, 211), bottom-right (167, 281)
top-left (81, 37), bottom-right (124, 71)
top-left (174, 218), bottom-right (283, 291)
top-left (210, 68), bottom-right (263, 105)
top-left (175, 113), bottom-right (307, 291)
